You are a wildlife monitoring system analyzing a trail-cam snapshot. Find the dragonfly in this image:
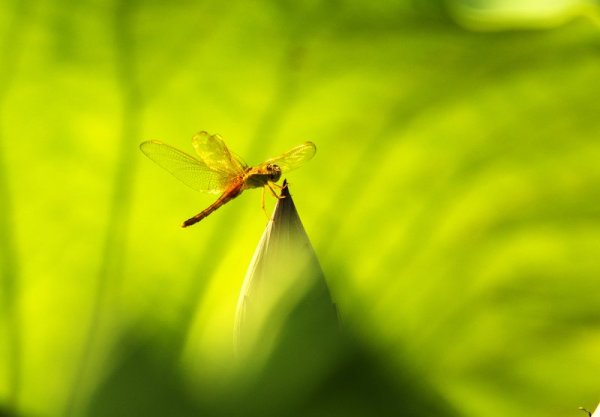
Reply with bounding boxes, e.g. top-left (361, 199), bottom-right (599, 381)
top-left (140, 131), bottom-right (316, 227)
